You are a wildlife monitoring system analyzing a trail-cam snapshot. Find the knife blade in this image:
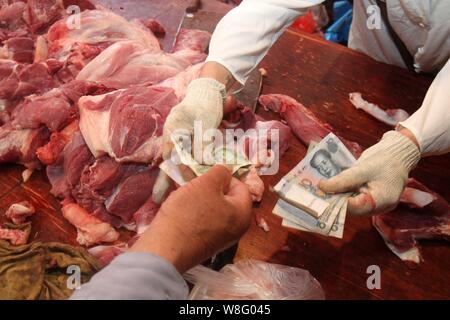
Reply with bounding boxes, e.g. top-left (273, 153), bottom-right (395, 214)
top-left (233, 68), bottom-right (263, 113)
